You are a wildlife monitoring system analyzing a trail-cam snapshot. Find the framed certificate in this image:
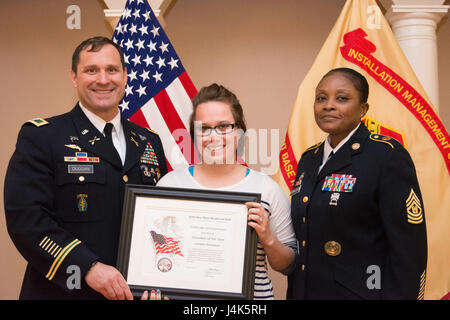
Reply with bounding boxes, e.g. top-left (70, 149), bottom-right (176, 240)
top-left (117, 184), bottom-right (260, 300)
